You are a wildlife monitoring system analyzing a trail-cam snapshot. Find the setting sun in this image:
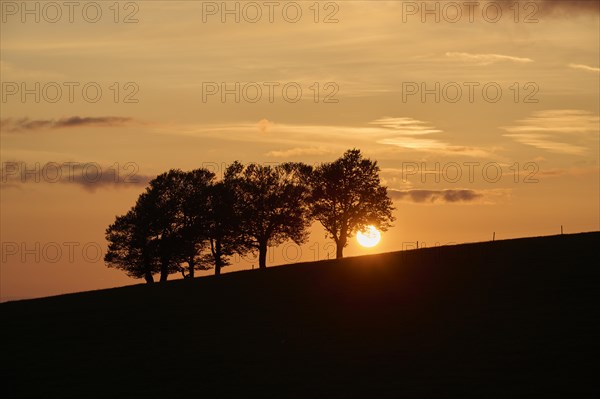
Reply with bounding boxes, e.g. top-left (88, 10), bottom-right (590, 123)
top-left (356, 226), bottom-right (382, 248)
